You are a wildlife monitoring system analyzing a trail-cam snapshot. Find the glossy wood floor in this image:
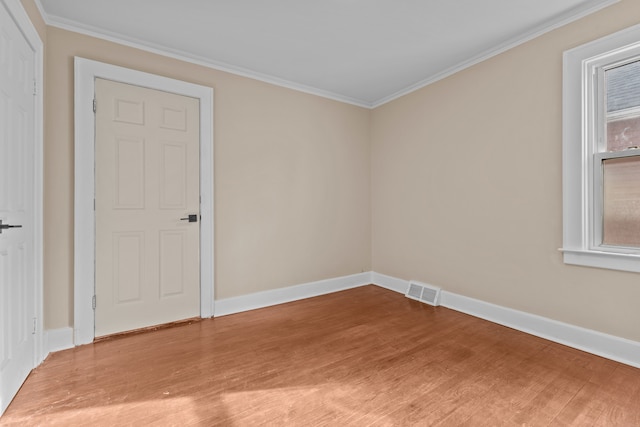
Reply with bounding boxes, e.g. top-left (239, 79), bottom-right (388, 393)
top-left (2, 285), bottom-right (640, 426)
